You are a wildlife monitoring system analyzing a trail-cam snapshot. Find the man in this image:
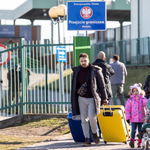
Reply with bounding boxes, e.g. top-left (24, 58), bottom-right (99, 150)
top-left (71, 53), bottom-right (108, 146)
top-left (93, 51), bottom-right (114, 102)
top-left (110, 54), bottom-right (127, 106)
